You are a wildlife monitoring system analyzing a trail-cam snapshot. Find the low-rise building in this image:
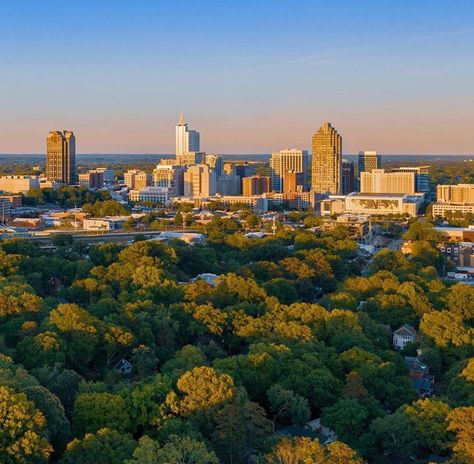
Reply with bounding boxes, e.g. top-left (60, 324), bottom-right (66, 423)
top-left (82, 216), bottom-right (128, 231)
top-left (78, 169), bottom-right (104, 189)
top-left (435, 226), bottom-right (474, 242)
top-left (321, 214), bottom-right (370, 240)
top-left (345, 193), bottom-right (423, 217)
top-left (0, 175), bottom-right (40, 194)
top-left (0, 195), bottom-right (22, 209)
top-left (207, 195), bottom-right (268, 214)
top-left (129, 187), bottom-right (170, 205)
